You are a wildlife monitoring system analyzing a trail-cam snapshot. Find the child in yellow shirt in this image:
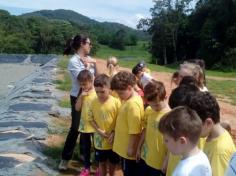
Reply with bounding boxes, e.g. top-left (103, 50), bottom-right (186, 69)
top-left (136, 81), bottom-right (169, 176)
top-left (158, 106), bottom-right (212, 176)
top-left (187, 91), bottom-right (236, 176)
top-left (75, 70), bottom-right (96, 176)
top-left (88, 74), bottom-right (121, 176)
top-left (168, 85), bottom-right (236, 176)
top-left (111, 71), bottom-right (144, 176)
top-left (166, 84), bottom-right (204, 176)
